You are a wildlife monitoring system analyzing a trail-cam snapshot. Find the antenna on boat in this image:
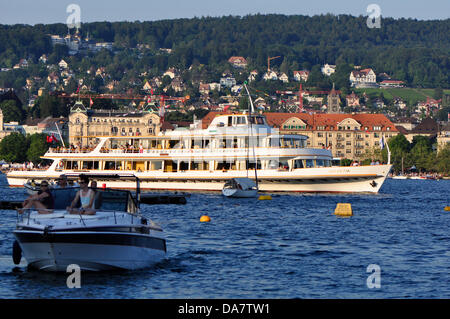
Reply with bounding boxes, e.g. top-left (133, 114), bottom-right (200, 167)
top-left (243, 82), bottom-right (259, 189)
